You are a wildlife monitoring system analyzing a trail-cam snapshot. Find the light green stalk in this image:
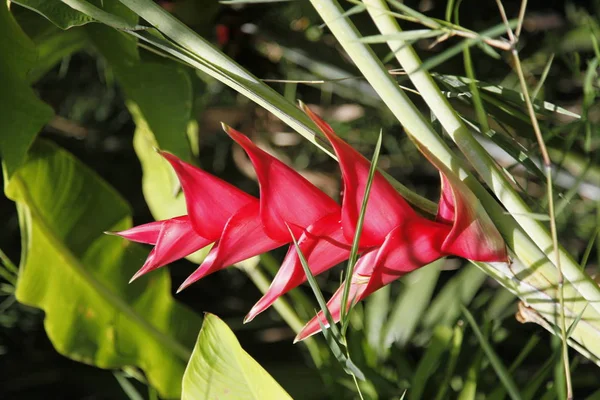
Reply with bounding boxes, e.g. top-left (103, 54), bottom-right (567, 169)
top-left (308, 0), bottom-right (600, 357)
top-left (357, 0), bottom-right (600, 313)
